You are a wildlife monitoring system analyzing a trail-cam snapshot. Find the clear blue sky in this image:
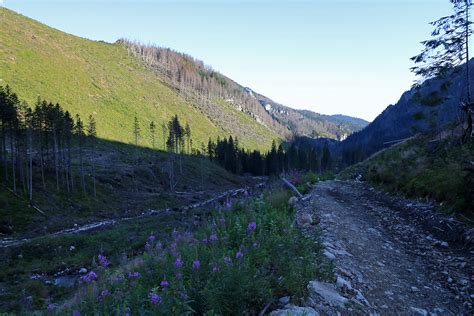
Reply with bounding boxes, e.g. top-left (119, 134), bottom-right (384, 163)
top-left (2, 0), bottom-right (454, 121)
